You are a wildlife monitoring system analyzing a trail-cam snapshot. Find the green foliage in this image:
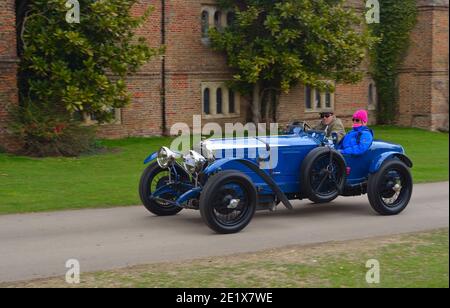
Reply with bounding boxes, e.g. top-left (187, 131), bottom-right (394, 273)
top-left (369, 0), bottom-right (417, 124)
top-left (20, 0), bottom-right (160, 120)
top-left (13, 0), bottom-right (160, 156)
top-left (210, 0), bottom-right (374, 122)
